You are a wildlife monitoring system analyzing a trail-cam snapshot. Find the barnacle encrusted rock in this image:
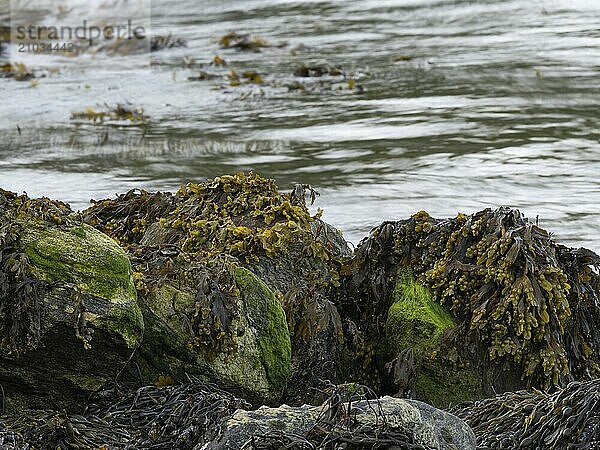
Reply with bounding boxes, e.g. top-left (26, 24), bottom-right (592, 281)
top-left (83, 173), bottom-right (343, 404)
top-left (0, 190), bottom-right (143, 412)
